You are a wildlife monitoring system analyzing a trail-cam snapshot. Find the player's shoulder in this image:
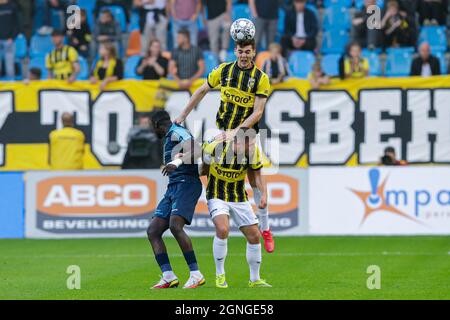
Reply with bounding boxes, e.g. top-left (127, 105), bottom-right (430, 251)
top-left (254, 65), bottom-right (270, 81)
top-left (212, 61), bottom-right (234, 73)
top-left (169, 123), bottom-right (192, 141)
